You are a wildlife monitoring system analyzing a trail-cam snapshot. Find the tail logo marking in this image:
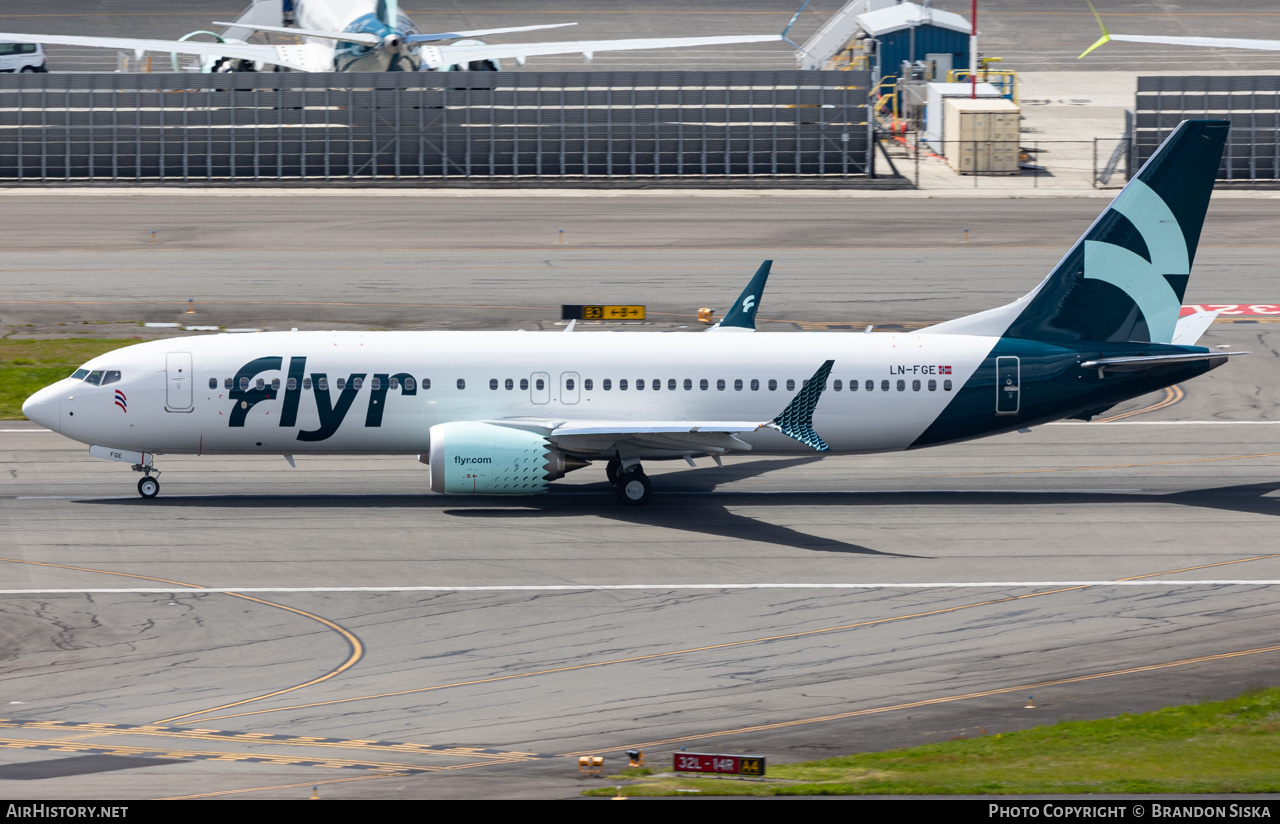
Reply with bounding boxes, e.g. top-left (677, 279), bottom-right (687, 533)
top-left (742, 294), bottom-right (756, 314)
top-left (1084, 178), bottom-right (1187, 344)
